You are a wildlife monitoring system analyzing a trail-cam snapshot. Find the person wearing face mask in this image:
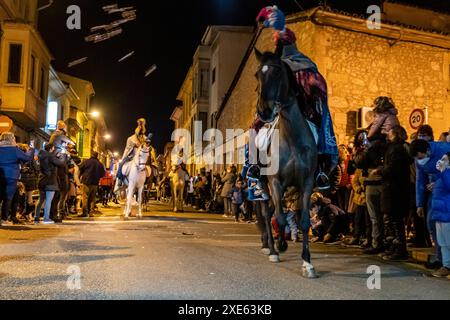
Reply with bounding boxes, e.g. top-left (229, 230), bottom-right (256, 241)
top-left (431, 153), bottom-right (450, 278)
top-left (409, 139), bottom-right (450, 269)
